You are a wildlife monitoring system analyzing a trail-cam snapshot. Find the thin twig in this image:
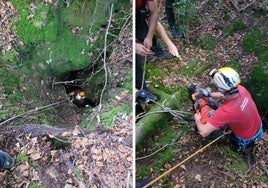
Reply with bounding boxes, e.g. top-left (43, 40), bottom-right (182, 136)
top-left (136, 99), bottom-right (193, 121)
top-left (136, 140), bottom-right (181, 160)
top-left (96, 4), bottom-right (114, 125)
top-left (48, 134), bottom-right (71, 144)
top-left (238, 0), bottom-right (256, 12)
top-left (53, 79), bottom-right (85, 85)
top-left (0, 99), bottom-right (68, 126)
top-left (81, 9), bottom-right (132, 83)
top-left (126, 170), bottom-right (131, 188)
